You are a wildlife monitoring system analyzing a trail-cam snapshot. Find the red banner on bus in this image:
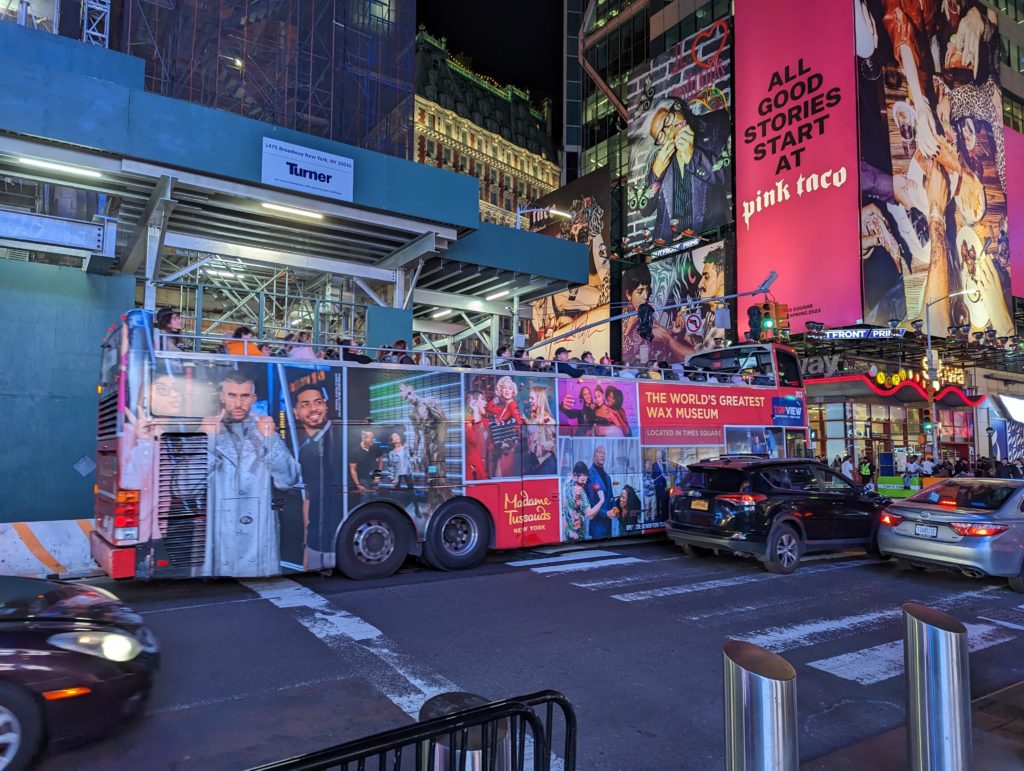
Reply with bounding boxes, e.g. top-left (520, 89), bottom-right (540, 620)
top-left (638, 383), bottom-right (777, 445)
top-left (467, 479), bottom-right (561, 549)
